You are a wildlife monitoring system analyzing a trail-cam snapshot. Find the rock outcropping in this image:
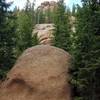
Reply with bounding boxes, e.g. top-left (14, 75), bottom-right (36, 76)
top-left (37, 1), bottom-right (57, 13)
top-left (0, 45), bottom-right (71, 100)
top-left (33, 24), bottom-right (54, 45)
